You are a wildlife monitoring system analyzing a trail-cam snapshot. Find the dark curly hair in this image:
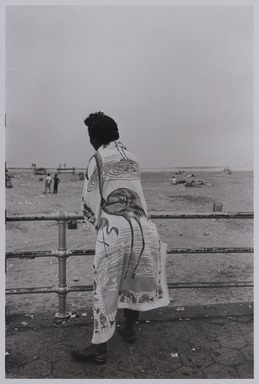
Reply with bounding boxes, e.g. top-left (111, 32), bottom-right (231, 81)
top-left (84, 112), bottom-right (119, 145)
